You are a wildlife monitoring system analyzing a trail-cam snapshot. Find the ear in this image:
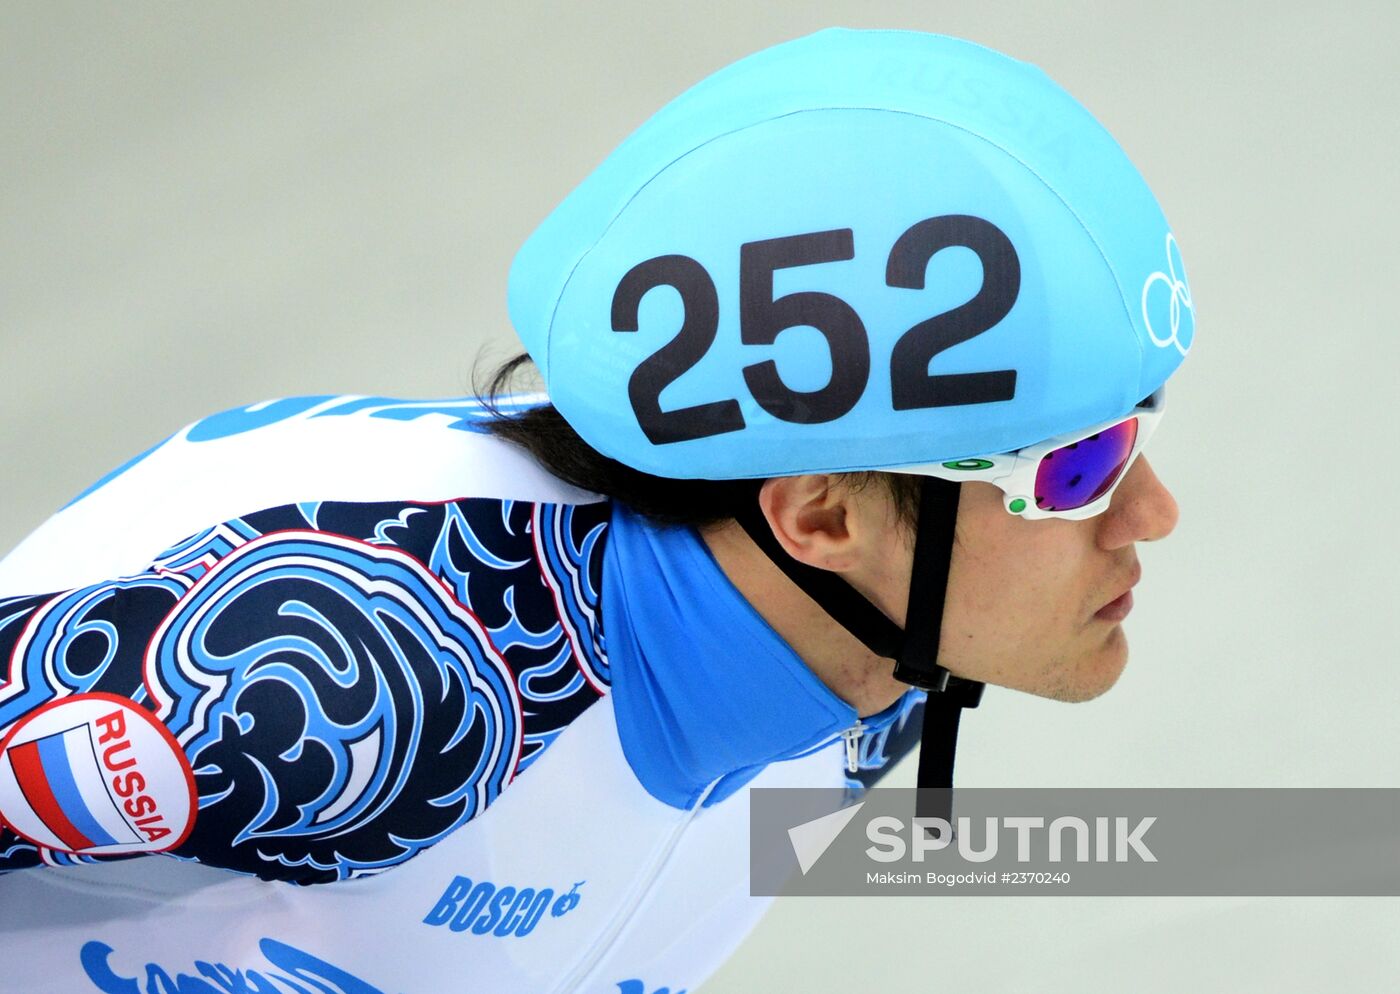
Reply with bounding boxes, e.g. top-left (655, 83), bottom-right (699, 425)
top-left (758, 474), bottom-right (863, 572)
